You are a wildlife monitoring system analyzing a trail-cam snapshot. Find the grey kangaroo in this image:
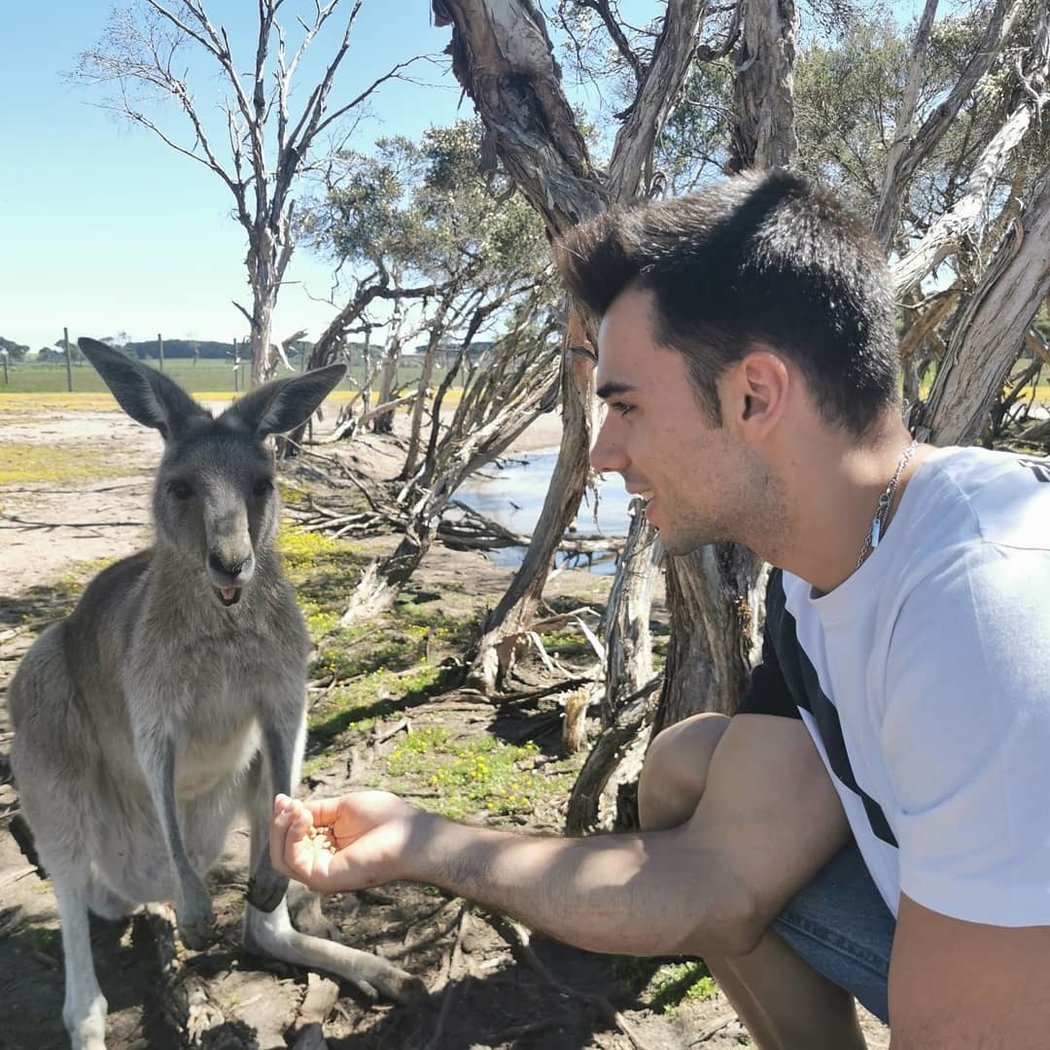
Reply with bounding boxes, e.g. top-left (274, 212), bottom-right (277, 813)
top-left (8, 339), bottom-right (422, 1050)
